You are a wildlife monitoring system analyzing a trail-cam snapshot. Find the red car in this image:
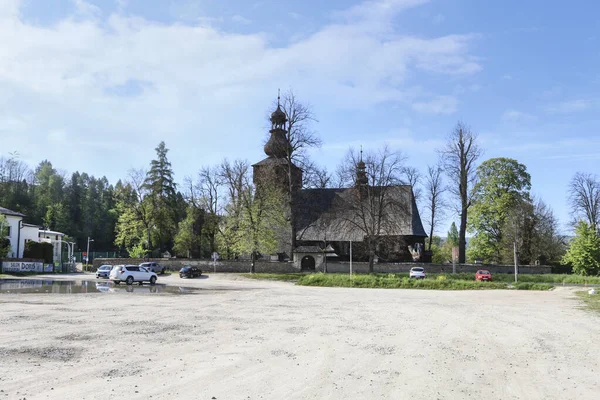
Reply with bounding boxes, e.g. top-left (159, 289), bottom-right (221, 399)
top-left (475, 270), bottom-right (492, 281)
